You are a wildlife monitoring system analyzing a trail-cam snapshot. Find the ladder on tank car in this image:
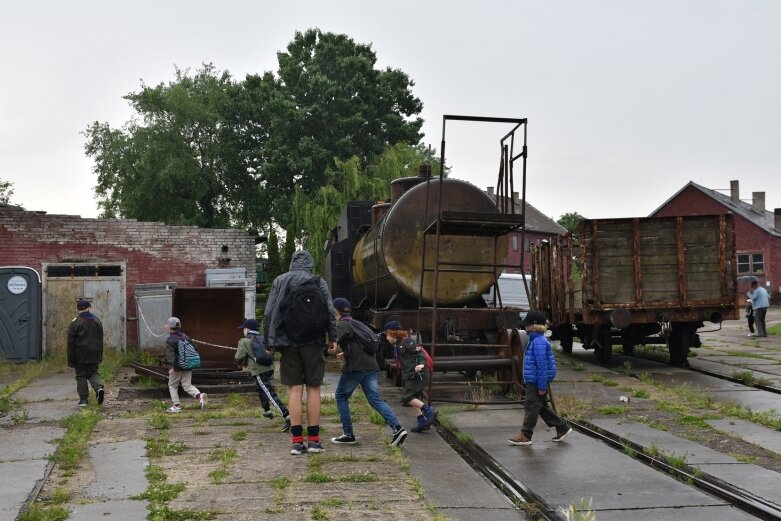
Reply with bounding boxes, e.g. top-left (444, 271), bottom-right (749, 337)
top-left (416, 115), bottom-right (529, 403)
